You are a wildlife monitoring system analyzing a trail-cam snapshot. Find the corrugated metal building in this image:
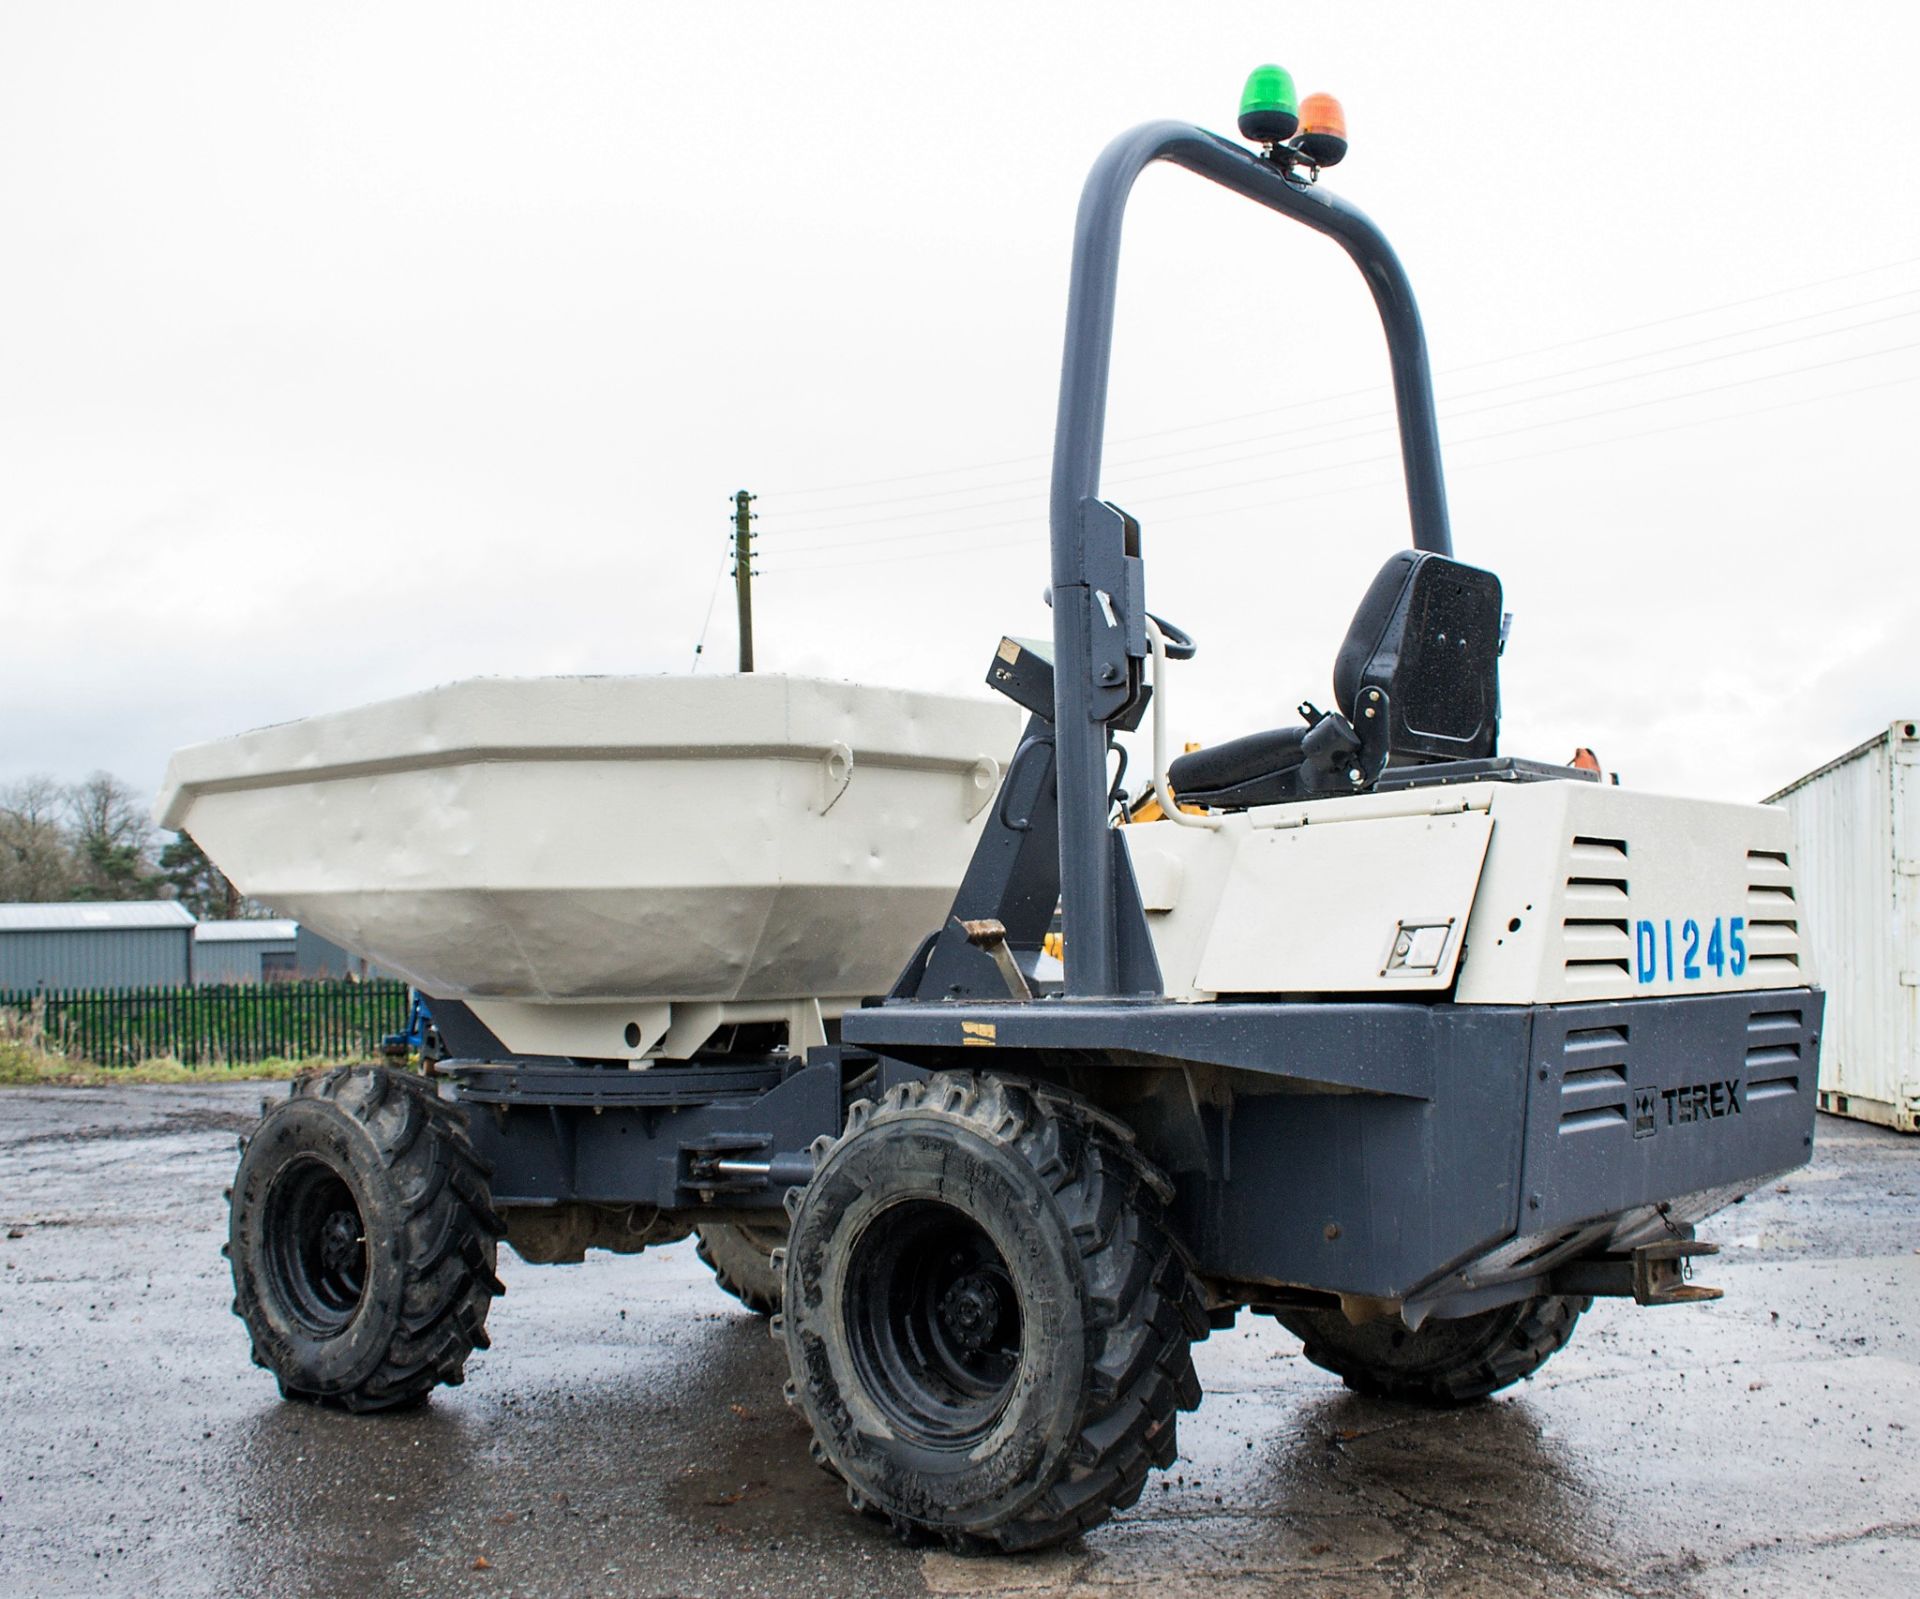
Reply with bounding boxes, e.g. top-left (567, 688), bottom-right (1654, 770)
top-left (1766, 719), bottom-right (1920, 1132)
top-left (294, 925), bottom-right (379, 980)
top-left (192, 919), bottom-right (300, 986)
top-left (0, 902), bottom-right (196, 992)
top-left (0, 905), bottom-right (380, 991)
